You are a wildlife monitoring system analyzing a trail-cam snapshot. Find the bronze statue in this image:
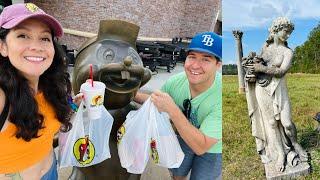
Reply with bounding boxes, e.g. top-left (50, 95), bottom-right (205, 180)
top-left (69, 19), bottom-right (151, 180)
